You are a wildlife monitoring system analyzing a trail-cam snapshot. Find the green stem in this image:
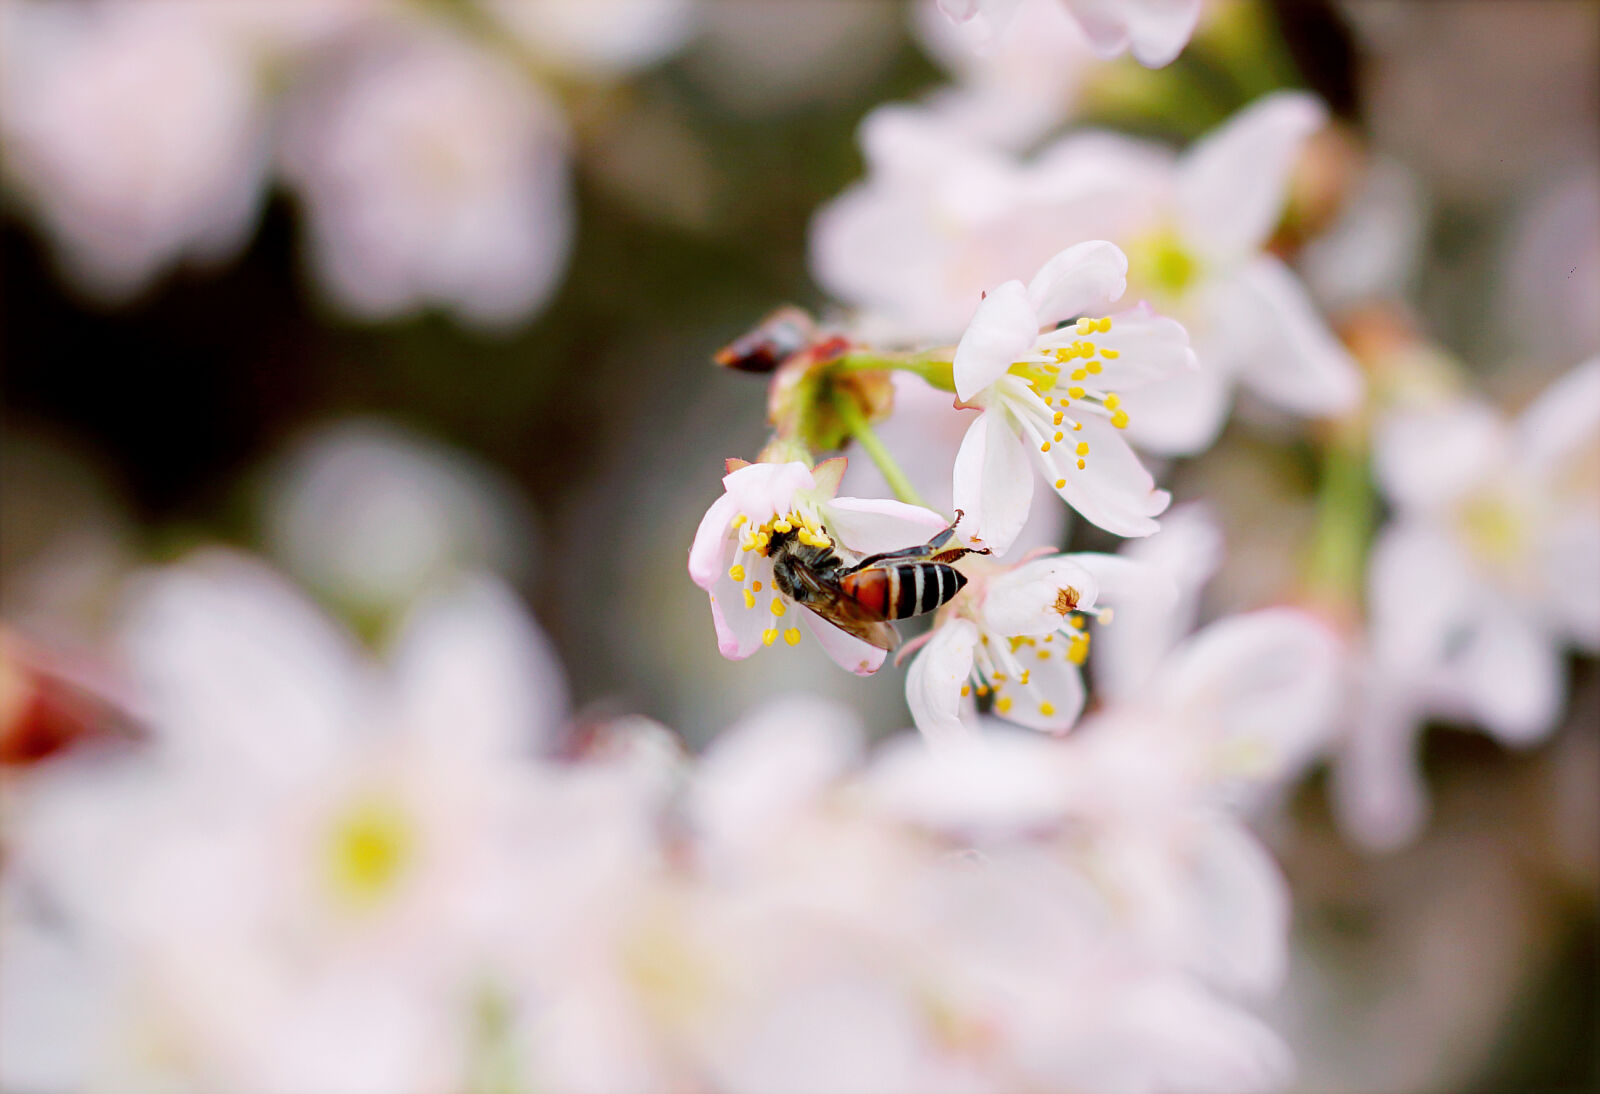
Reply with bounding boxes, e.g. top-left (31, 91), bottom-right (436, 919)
top-left (1304, 419), bottom-right (1375, 607)
top-left (832, 351), bottom-right (956, 393)
top-left (829, 387), bottom-right (930, 510)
